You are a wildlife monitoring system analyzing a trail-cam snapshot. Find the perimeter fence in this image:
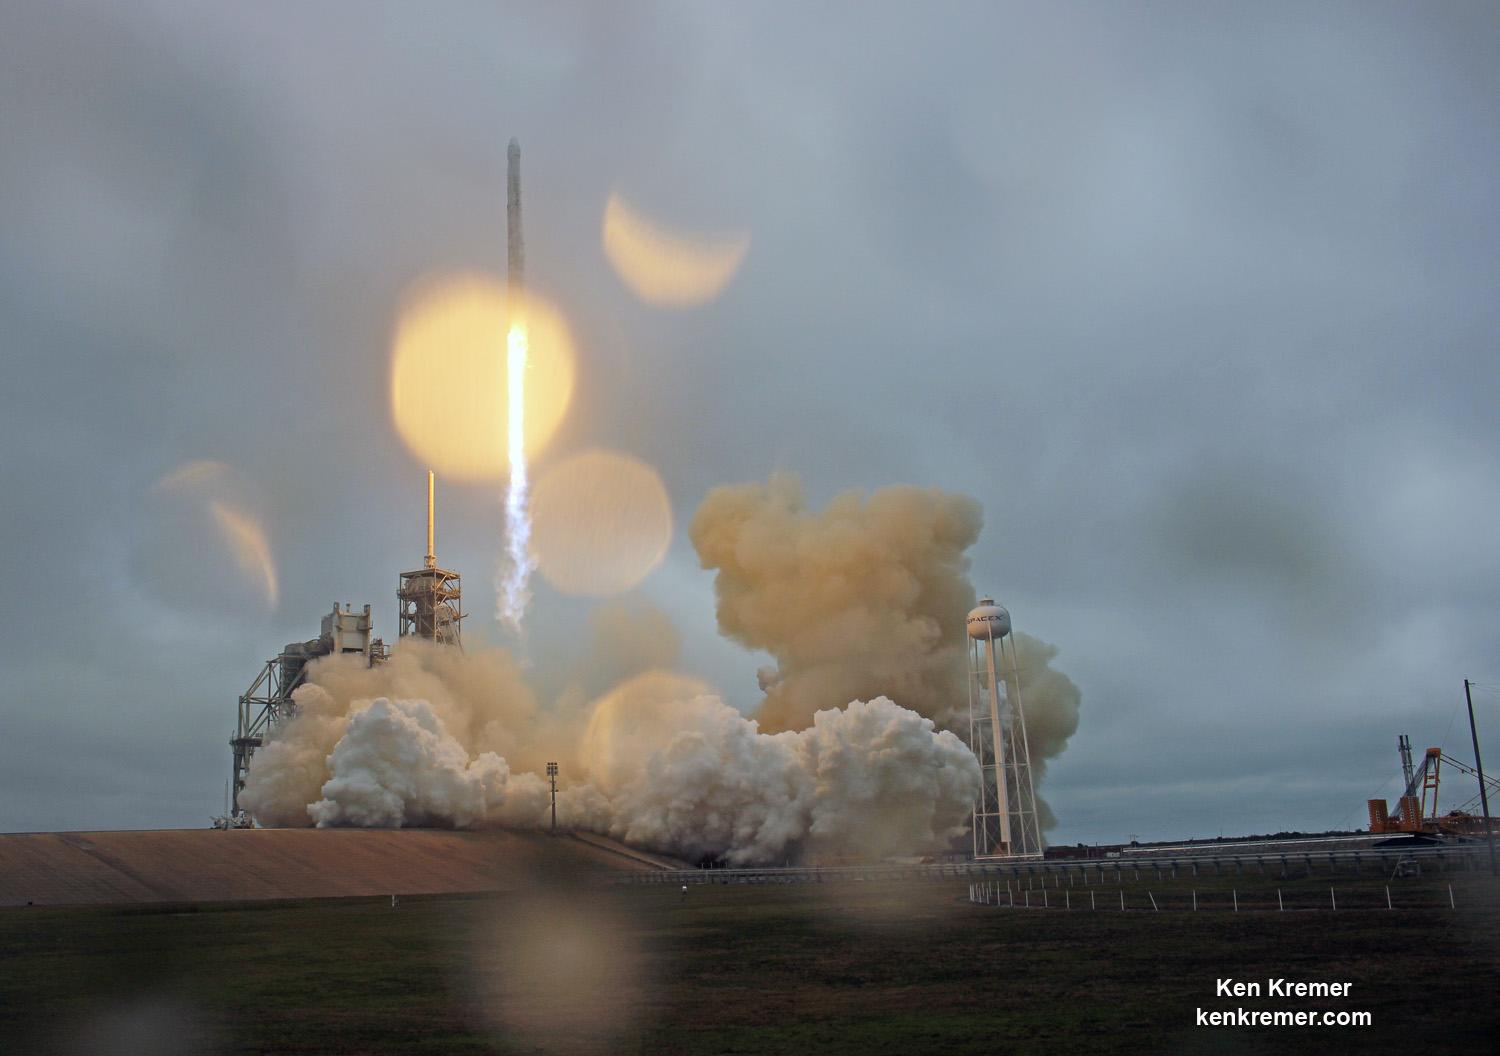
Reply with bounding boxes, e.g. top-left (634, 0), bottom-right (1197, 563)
top-left (965, 877), bottom-right (1467, 912)
top-left (614, 843), bottom-right (1491, 890)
